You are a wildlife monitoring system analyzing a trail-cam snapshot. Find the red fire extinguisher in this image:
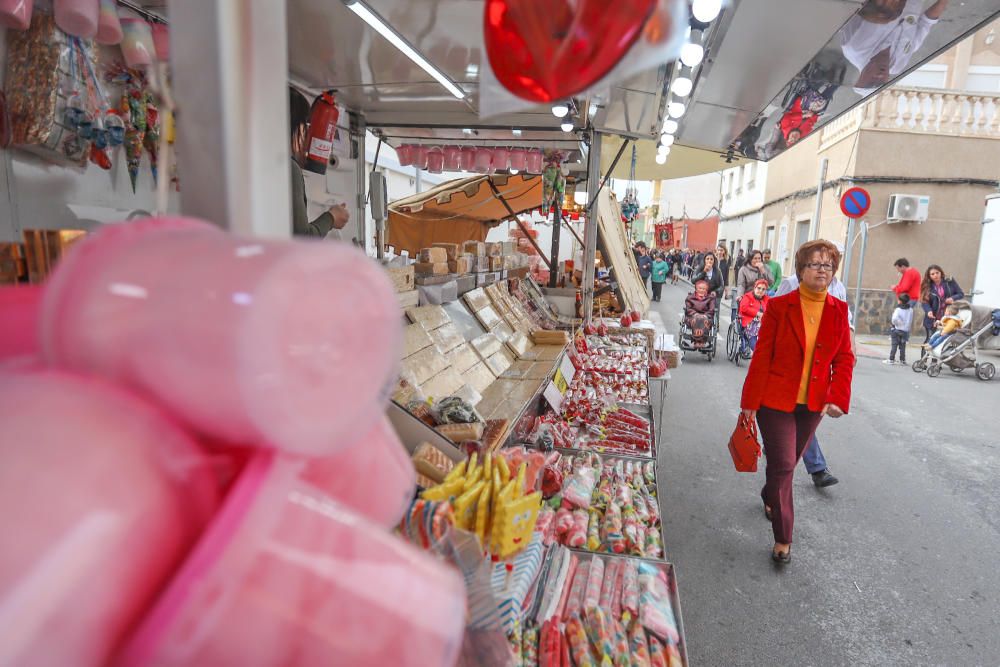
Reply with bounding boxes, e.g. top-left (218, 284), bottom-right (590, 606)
top-left (304, 90), bottom-right (340, 175)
